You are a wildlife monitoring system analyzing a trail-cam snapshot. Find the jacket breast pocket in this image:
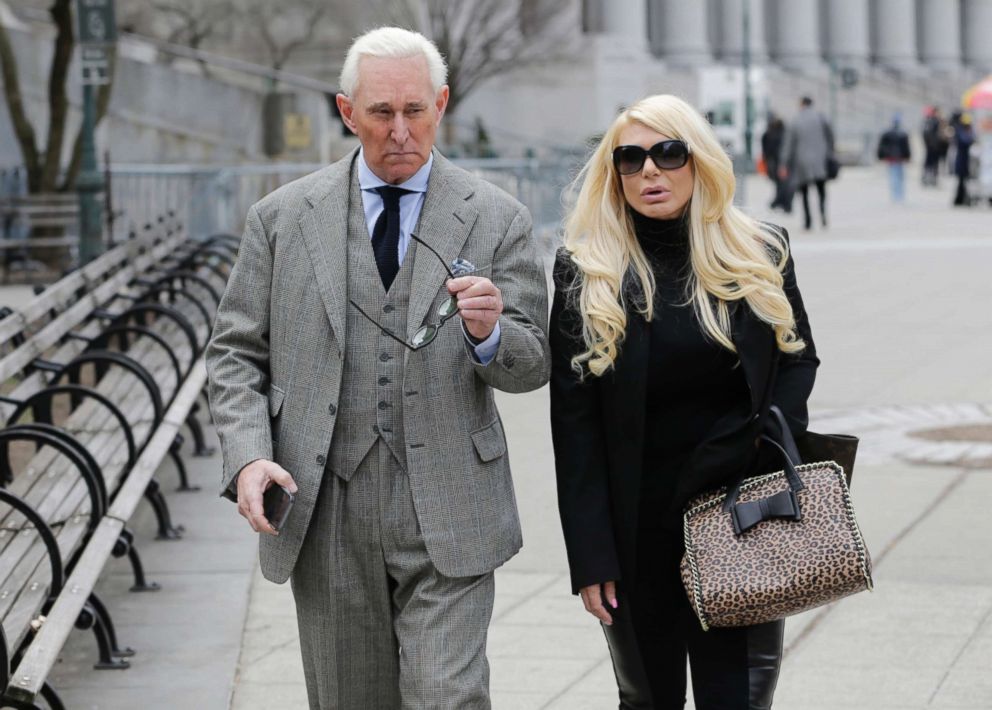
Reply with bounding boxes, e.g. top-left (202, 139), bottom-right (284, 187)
top-left (470, 418), bottom-right (507, 463)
